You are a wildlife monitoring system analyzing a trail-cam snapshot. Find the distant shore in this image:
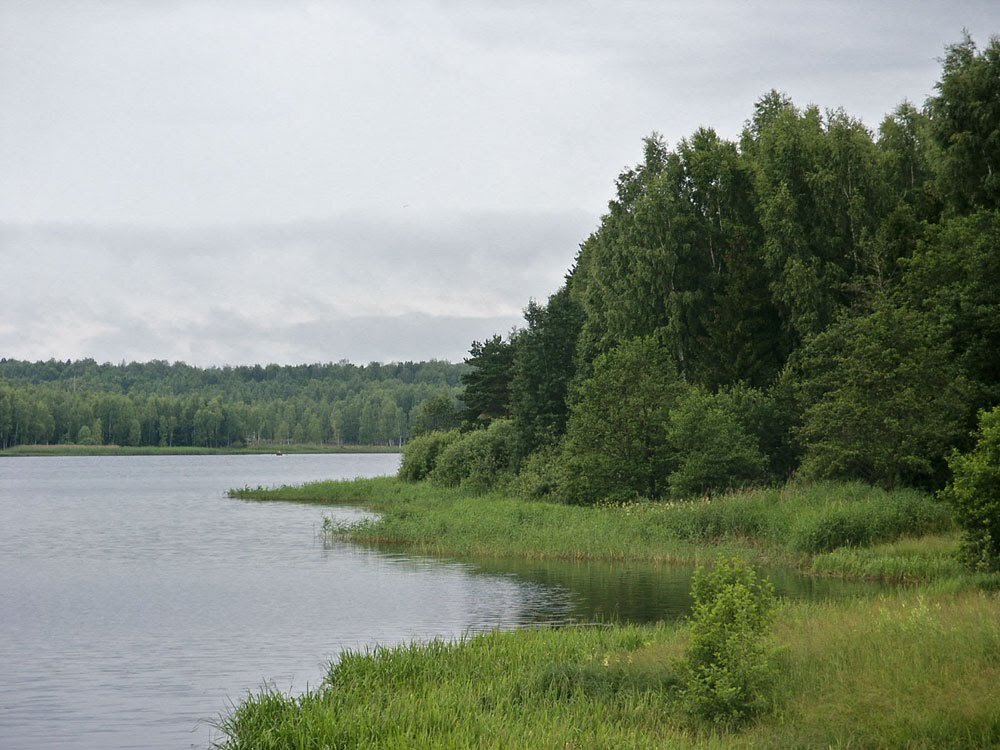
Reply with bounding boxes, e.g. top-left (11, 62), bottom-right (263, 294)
top-left (0, 443), bottom-right (402, 457)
